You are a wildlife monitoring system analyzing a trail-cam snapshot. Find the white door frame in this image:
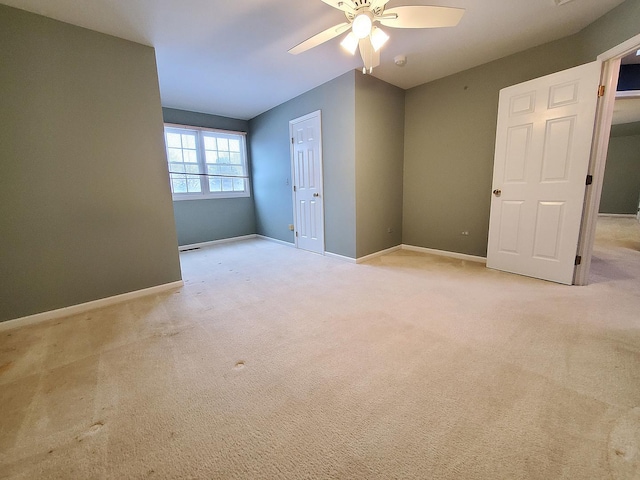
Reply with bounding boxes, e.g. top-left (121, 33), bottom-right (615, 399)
top-left (574, 33), bottom-right (640, 285)
top-left (289, 110), bottom-right (325, 252)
